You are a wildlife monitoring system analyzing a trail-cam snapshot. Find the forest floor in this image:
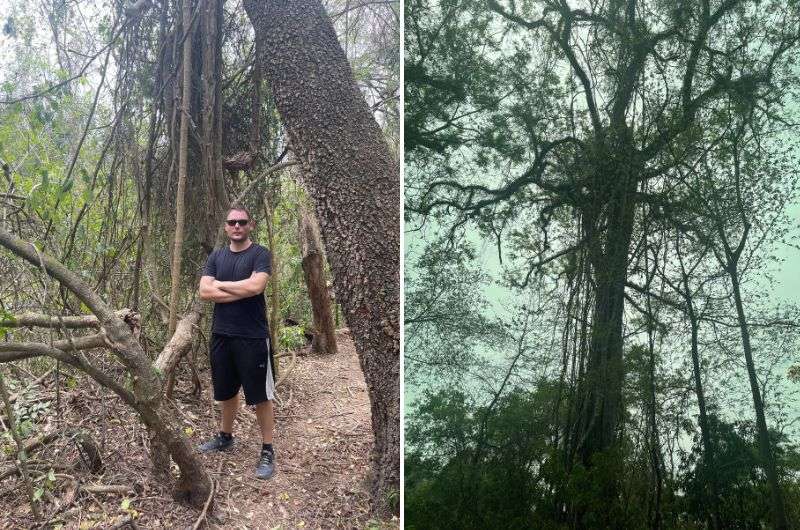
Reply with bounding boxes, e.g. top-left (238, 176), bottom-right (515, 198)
top-left (0, 328), bottom-right (398, 529)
